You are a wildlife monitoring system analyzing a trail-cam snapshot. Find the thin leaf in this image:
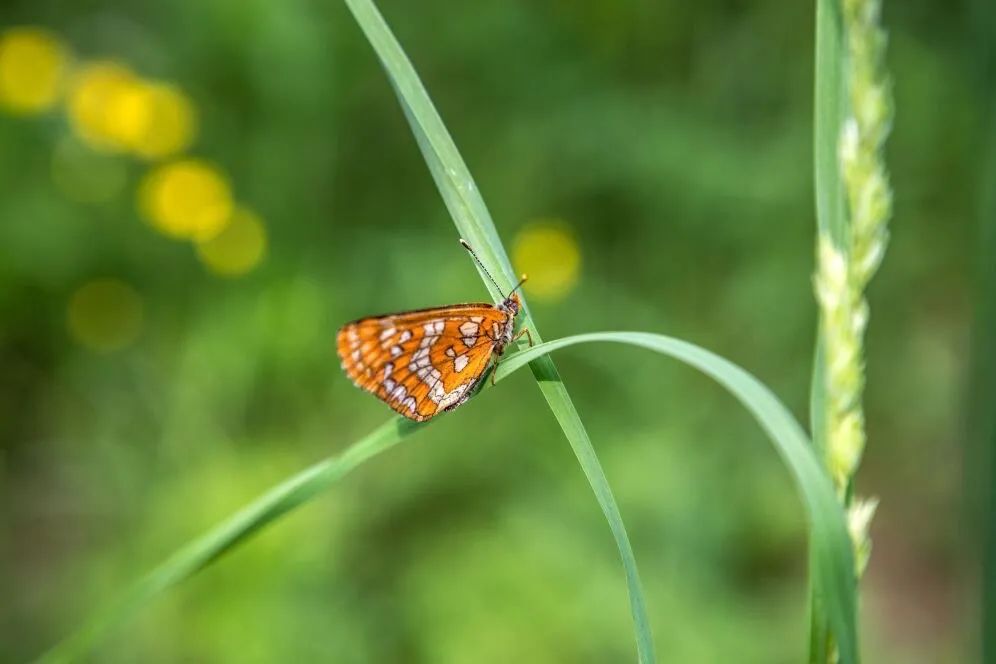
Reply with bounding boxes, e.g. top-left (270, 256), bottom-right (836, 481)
top-left (39, 330), bottom-right (858, 663)
top-left (341, 1), bottom-right (657, 661)
top-left (36, 418), bottom-right (419, 664)
top-left (39, 4), bottom-right (859, 662)
top-left (497, 333), bottom-right (858, 663)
